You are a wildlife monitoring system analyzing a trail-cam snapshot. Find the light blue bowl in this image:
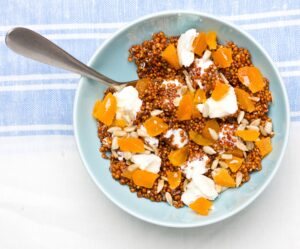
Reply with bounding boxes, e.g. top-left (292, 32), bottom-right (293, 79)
top-left (73, 11), bottom-right (290, 227)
